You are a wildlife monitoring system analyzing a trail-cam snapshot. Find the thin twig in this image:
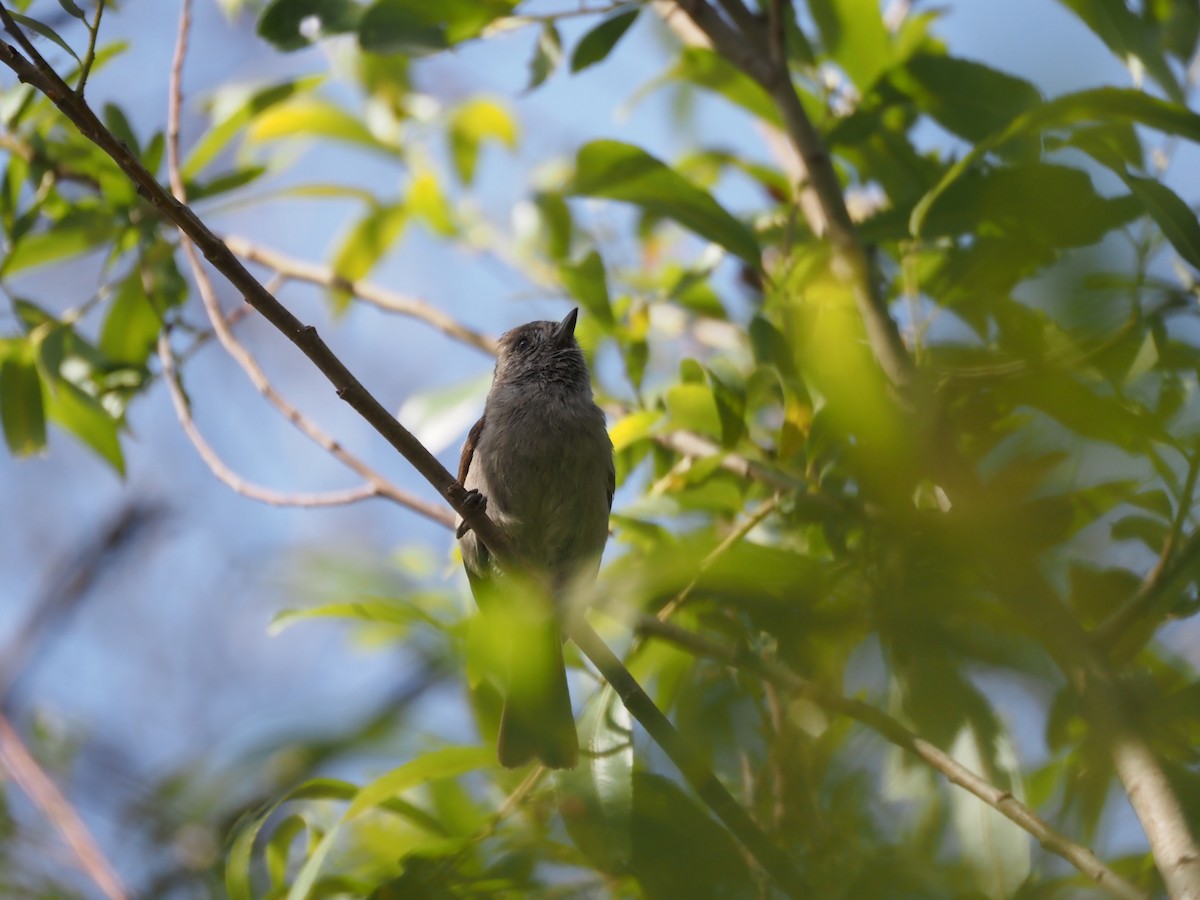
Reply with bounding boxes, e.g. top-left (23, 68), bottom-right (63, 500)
top-left (164, 0), bottom-right (453, 528)
top-left (157, 330), bottom-right (377, 508)
top-left (1092, 452), bottom-right (1200, 657)
top-left (0, 14), bottom-right (808, 894)
top-left (0, 713), bottom-right (127, 899)
top-left (635, 615), bottom-right (1147, 900)
top-left (75, 0), bottom-right (104, 95)
top-left (656, 494), bottom-right (780, 621)
top-left (671, 0), bottom-right (913, 392)
top-left (224, 235), bottom-right (498, 355)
